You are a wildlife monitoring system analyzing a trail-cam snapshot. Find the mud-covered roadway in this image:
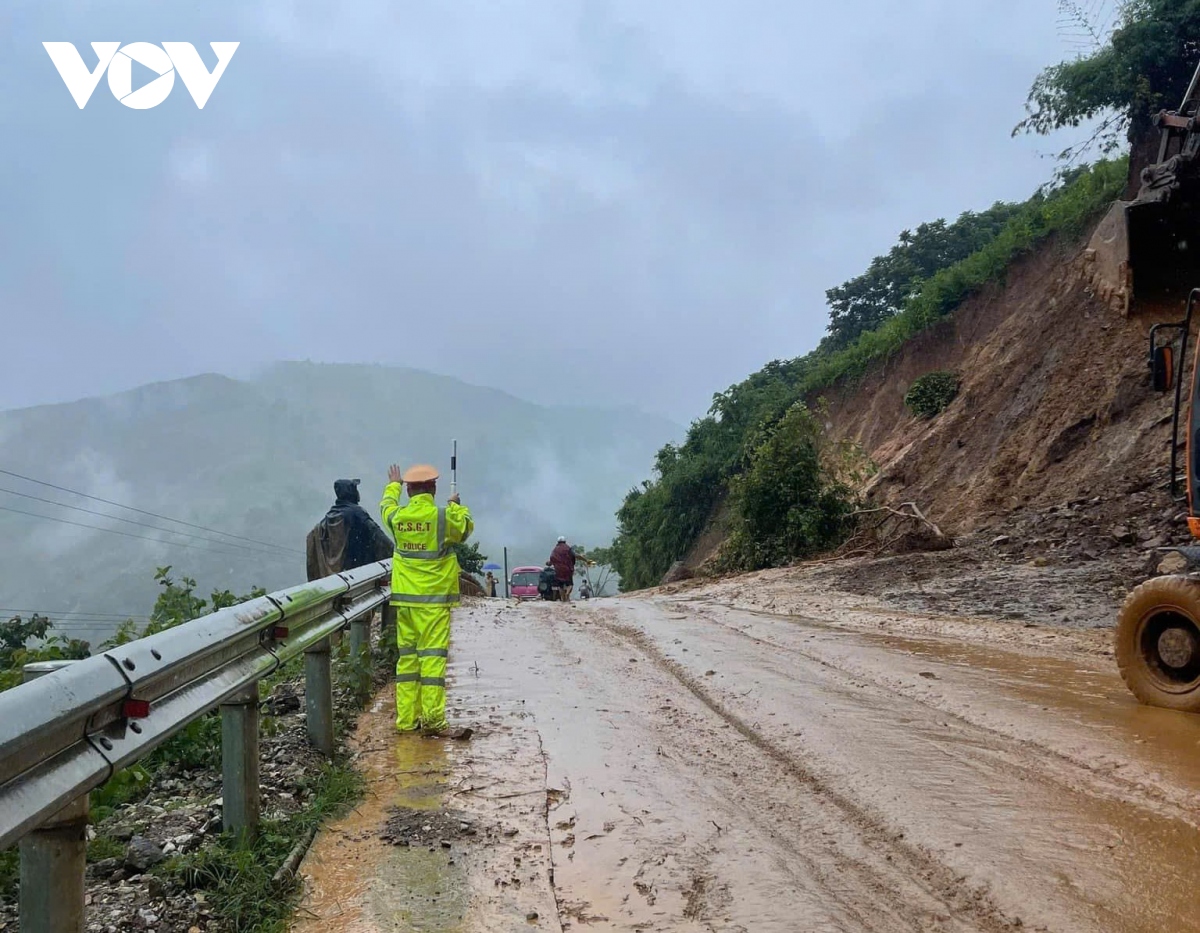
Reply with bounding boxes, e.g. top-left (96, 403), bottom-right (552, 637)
top-left (292, 565), bottom-right (1200, 933)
